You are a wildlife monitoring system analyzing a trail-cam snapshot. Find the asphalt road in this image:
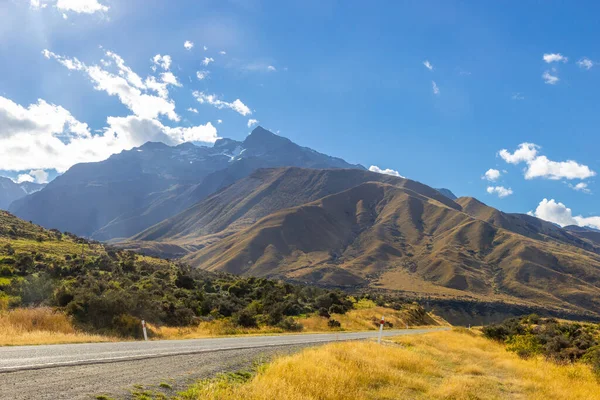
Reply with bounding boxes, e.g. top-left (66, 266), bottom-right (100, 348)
top-left (0, 328), bottom-right (446, 399)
